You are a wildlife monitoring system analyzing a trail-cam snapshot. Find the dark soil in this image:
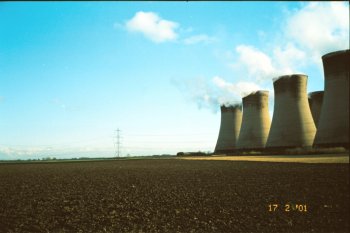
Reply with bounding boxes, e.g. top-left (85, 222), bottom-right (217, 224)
top-left (0, 159), bottom-right (348, 233)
